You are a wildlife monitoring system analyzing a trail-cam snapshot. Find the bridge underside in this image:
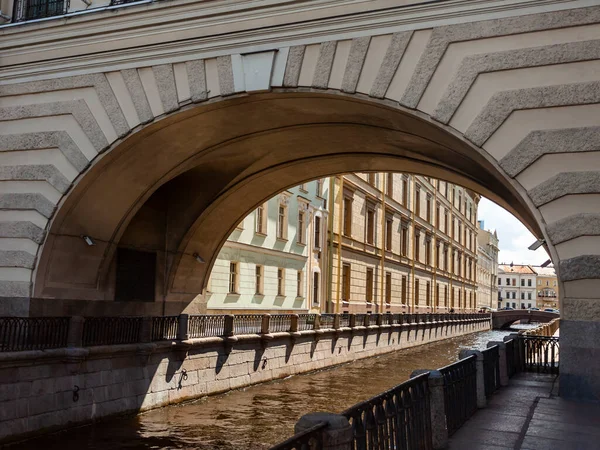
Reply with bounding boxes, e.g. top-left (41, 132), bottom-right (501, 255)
top-left (492, 311), bottom-right (559, 330)
top-left (1, 1), bottom-right (599, 399)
